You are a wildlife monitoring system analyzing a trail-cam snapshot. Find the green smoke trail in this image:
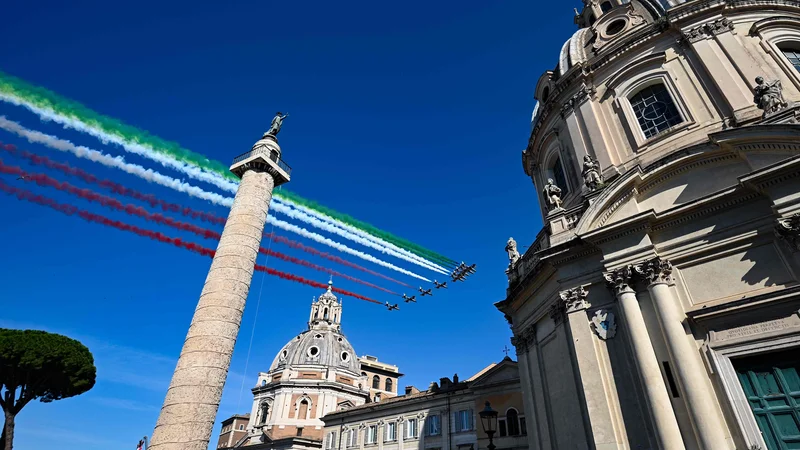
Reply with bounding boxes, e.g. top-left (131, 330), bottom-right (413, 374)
top-left (276, 189), bottom-right (456, 267)
top-left (0, 71), bottom-right (237, 181)
top-left (0, 70), bottom-right (456, 266)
